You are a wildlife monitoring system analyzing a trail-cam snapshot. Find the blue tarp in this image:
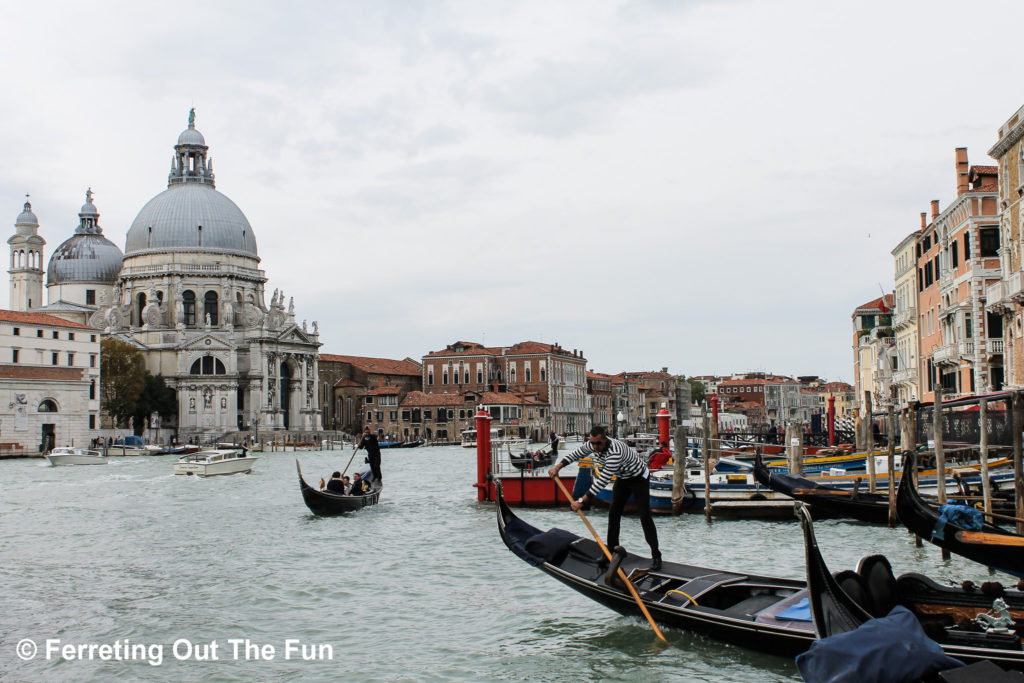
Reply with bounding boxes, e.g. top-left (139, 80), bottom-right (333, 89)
top-left (776, 597), bottom-right (812, 622)
top-left (796, 606), bottom-right (962, 683)
top-left (932, 503), bottom-right (984, 540)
